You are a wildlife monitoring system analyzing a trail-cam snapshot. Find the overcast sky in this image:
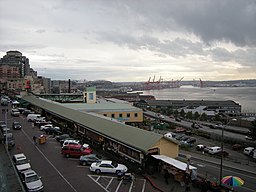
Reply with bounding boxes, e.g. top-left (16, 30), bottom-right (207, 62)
top-left (0, 0), bottom-right (255, 82)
